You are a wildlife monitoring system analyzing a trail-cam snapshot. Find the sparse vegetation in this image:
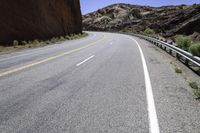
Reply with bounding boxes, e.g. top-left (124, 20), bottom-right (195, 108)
top-left (175, 35), bottom-right (192, 51)
top-left (194, 90), bottom-right (200, 99)
top-left (21, 40), bottom-right (28, 45)
top-left (65, 35), bottom-right (71, 40)
top-left (13, 40), bottom-right (19, 48)
top-left (33, 40), bottom-right (40, 45)
top-left (121, 27), bottom-right (136, 33)
top-left (60, 36), bottom-right (65, 41)
top-left (0, 32), bottom-right (88, 52)
top-left (189, 81), bottom-right (200, 99)
top-left (144, 28), bottom-right (155, 35)
top-left (175, 67), bottom-right (182, 74)
top-left (189, 81), bottom-right (199, 90)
